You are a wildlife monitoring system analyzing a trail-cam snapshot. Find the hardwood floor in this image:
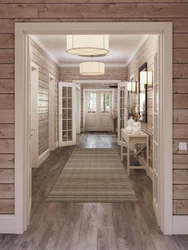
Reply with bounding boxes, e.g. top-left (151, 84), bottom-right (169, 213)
top-left (1, 132), bottom-right (188, 250)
